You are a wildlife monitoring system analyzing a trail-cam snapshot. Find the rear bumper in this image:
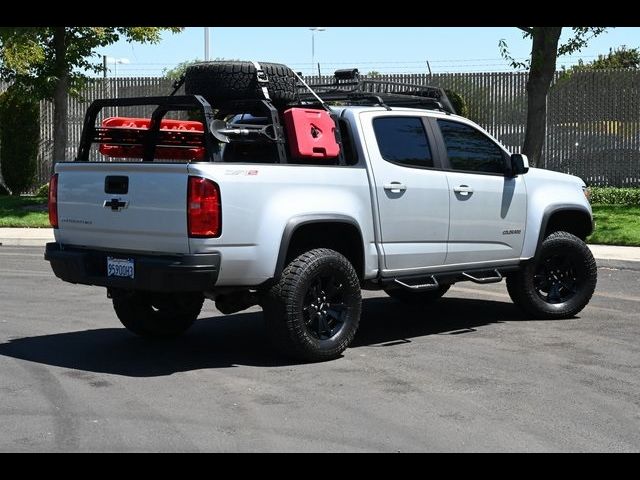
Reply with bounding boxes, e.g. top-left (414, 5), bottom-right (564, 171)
top-left (44, 243), bottom-right (220, 292)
